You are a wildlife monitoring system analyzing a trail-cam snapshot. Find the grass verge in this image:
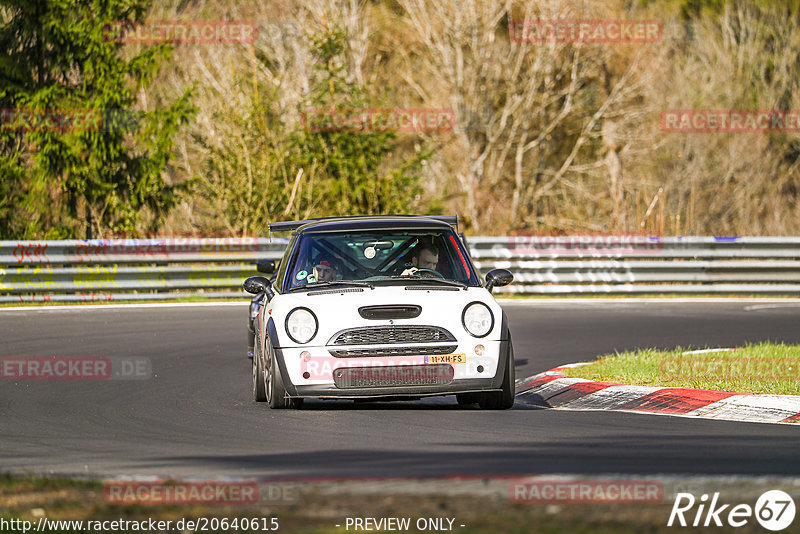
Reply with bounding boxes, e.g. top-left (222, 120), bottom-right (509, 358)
top-left (561, 342), bottom-right (800, 395)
